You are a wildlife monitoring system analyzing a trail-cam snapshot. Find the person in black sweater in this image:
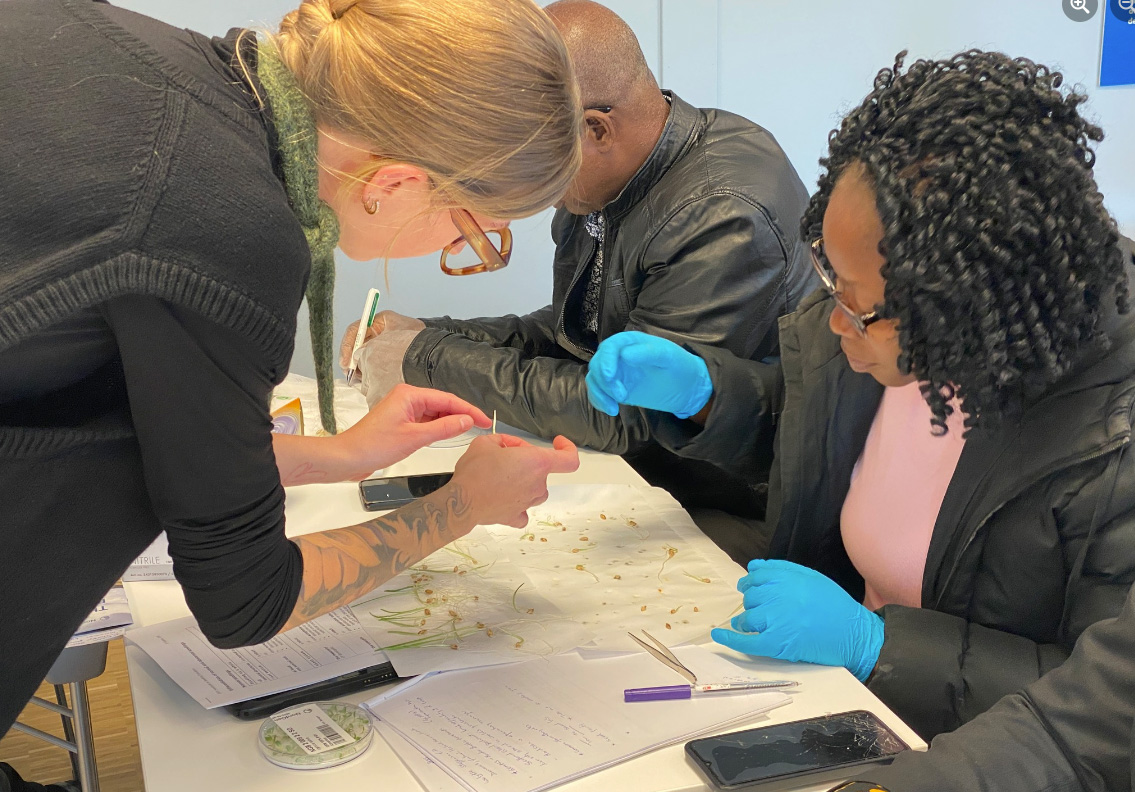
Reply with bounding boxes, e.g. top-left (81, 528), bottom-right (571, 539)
top-left (0, 0), bottom-right (583, 763)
